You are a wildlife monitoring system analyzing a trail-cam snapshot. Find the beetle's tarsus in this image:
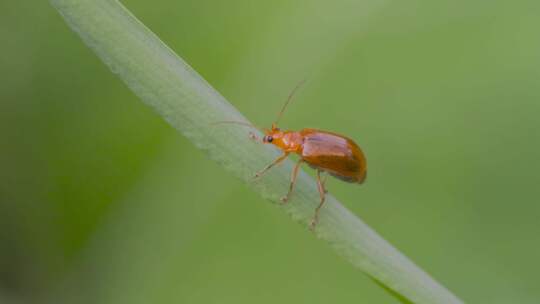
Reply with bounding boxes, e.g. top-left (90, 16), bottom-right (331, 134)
top-left (309, 216), bottom-right (319, 231)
